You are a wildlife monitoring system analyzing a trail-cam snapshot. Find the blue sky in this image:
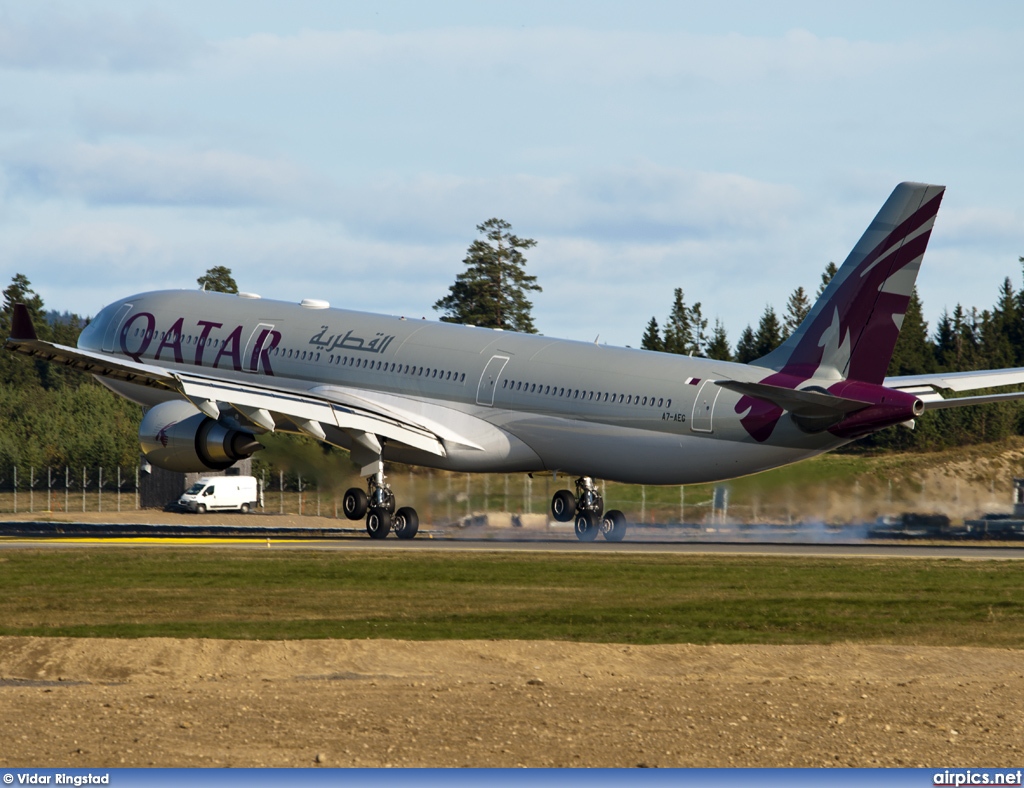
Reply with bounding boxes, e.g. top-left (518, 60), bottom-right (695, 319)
top-left (1, 1), bottom-right (1022, 348)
